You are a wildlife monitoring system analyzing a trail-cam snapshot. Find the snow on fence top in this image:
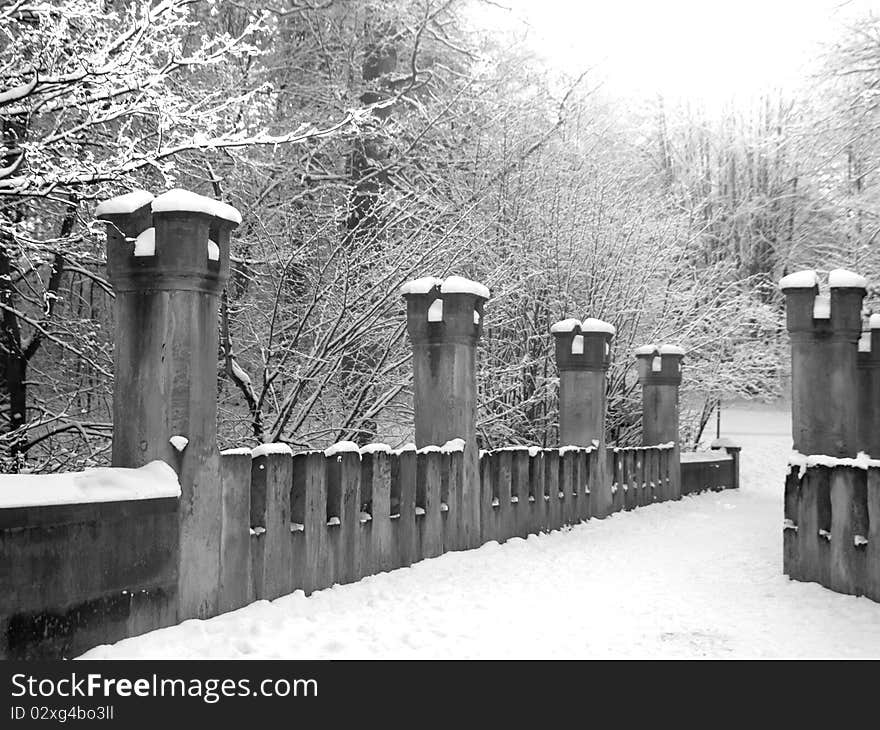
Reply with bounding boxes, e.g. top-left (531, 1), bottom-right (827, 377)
top-left (251, 442), bottom-right (293, 459)
top-left (789, 450), bottom-right (880, 479)
top-left (778, 269), bottom-right (819, 290)
top-left (400, 275), bottom-right (490, 299)
top-left (239, 438), bottom-right (469, 461)
top-left (550, 317), bottom-right (615, 335)
top-left (151, 188), bottom-right (242, 224)
top-left (828, 268), bottom-right (867, 289)
top-left (0, 460), bottom-right (180, 509)
top-left (94, 189), bottom-right (154, 217)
